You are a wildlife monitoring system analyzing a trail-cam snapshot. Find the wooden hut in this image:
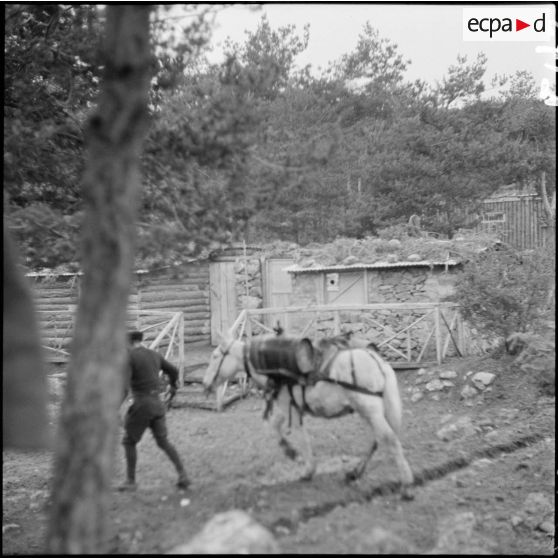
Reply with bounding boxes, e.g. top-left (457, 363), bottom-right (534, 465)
top-left (474, 183), bottom-right (547, 250)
